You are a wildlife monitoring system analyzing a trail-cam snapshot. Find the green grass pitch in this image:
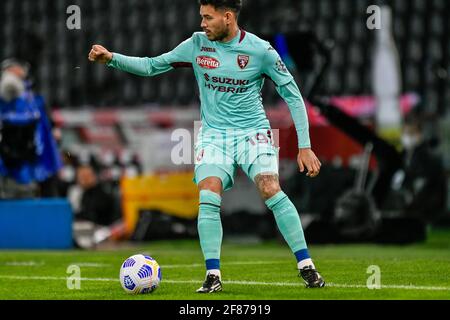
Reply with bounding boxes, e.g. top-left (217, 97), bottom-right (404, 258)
top-left (0, 228), bottom-right (449, 300)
